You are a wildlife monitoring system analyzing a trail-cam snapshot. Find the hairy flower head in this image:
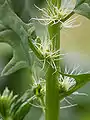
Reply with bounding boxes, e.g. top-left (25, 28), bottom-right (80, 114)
top-left (34, 36), bottom-right (64, 70)
top-left (30, 0), bottom-right (80, 28)
top-left (59, 64), bottom-right (82, 92)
